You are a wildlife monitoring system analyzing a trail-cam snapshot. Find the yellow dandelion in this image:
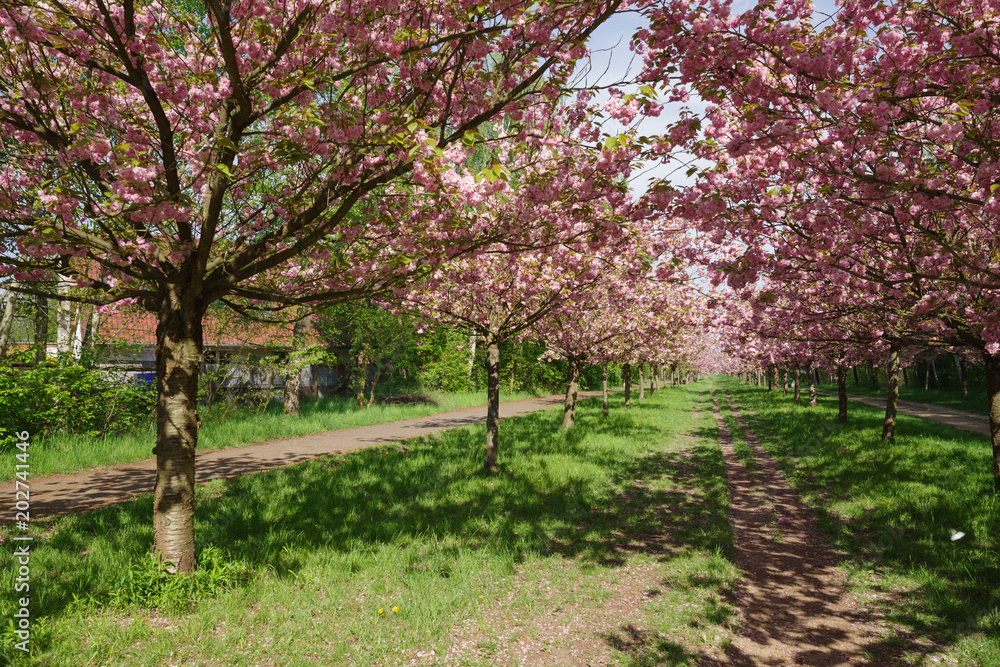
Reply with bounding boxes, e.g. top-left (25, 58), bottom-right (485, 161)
top-left (392, 606), bottom-right (399, 613)
top-left (378, 608), bottom-right (384, 615)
